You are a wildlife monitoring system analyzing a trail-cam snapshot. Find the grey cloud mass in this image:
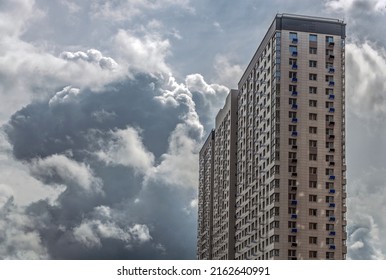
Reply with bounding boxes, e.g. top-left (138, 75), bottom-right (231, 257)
top-left (1, 0), bottom-right (386, 259)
